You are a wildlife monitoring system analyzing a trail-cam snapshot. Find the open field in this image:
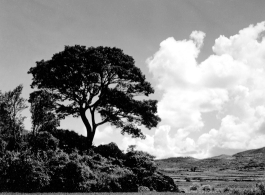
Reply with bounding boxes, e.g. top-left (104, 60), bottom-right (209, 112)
top-left (155, 147), bottom-right (265, 192)
top-left (160, 168), bottom-right (265, 192)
